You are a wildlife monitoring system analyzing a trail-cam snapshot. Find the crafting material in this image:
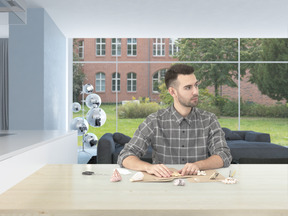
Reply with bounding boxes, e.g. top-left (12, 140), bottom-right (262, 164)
top-left (116, 168), bottom-right (131, 175)
top-left (173, 179), bottom-right (185, 186)
top-left (222, 177), bottom-right (238, 184)
top-left (197, 170), bottom-right (206, 176)
top-left (171, 171), bottom-right (181, 177)
top-left (110, 169), bottom-right (122, 182)
top-left (187, 169), bottom-right (225, 183)
top-left (130, 172), bottom-right (144, 182)
top-left (209, 172), bottom-right (219, 180)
